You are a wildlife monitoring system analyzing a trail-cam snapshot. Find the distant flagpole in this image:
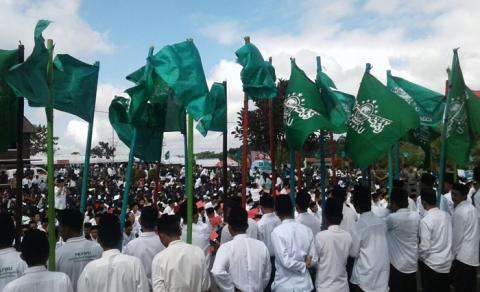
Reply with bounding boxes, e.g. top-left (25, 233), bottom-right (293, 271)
top-left (80, 61), bottom-right (99, 214)
top-left (45, 39), bottom-right (56, 270)
top-left (222, 81), bottom-right (228, 201)
top-left (14, 43), bottom-right (24, 249)
top-left (120, 46), bottom-right (154, 232)
top-left (268, 56), bottom-right (277, 196)
top-left (437, 76), bottom-right (451, 204)
top-left (316, 57), bottom-right (327, 215)
top-left (186, 114), bottom-right (194, 244)
top-left (241, 36), bottom-right (250, 209)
